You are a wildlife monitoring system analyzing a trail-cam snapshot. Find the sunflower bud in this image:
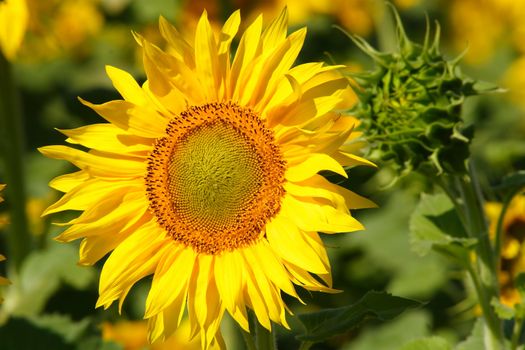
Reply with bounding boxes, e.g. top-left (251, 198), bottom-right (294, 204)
top-left (349, 7), bottom-right (496, 177)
